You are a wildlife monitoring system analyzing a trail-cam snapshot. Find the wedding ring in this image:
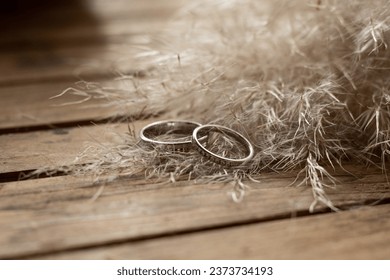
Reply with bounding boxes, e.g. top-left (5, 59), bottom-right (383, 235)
top-left (192, 124), bottom-right (254, 167)
top-left (140, 120), bottom-right (201, 150)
